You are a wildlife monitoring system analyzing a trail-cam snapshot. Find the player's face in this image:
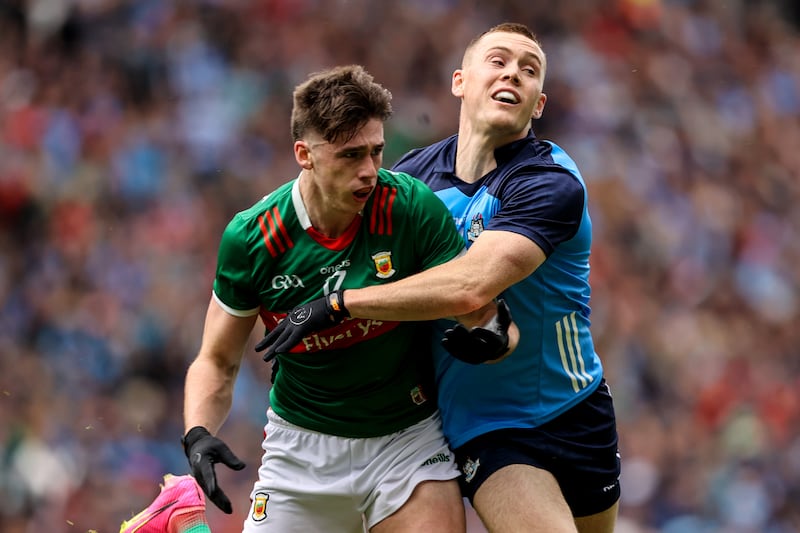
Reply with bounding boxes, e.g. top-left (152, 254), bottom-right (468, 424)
top-left (453, 31), bottom-right (547, 140)
top-left (297, 118), bottom-right (384, 215)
